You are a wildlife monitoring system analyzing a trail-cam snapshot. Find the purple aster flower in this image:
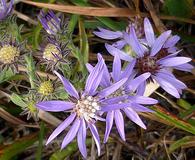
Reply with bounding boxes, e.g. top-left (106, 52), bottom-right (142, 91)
top-left (36, 55), bottom-right (128, 158)
top-left (86, 54), bottom-right (158, 142)
top-left (105, 18), bottom-right (193, 98)
top-left (0, 0), bottom-right (13, 20)
top-left (38, 10), bottom-right (67, 35)
top-left (93, 17), bottom-right (144, 49)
